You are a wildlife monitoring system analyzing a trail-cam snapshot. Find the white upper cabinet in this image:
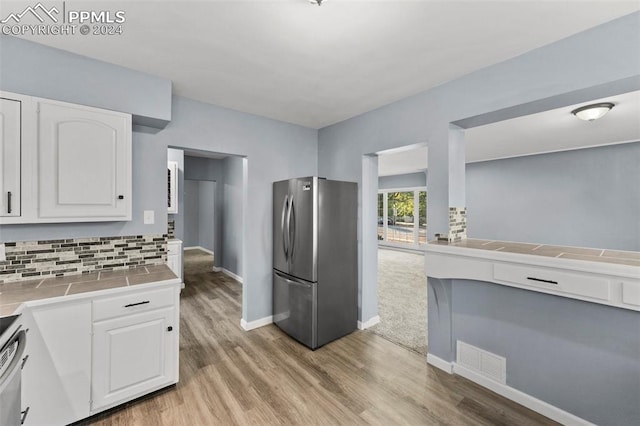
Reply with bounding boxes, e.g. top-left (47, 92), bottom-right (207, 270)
top-left (0, 97), bottom-right (21, 217)
top-left (38, 100), bottom-right (132, 220)
top-left (0, 91), bottom-right (132, 224)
